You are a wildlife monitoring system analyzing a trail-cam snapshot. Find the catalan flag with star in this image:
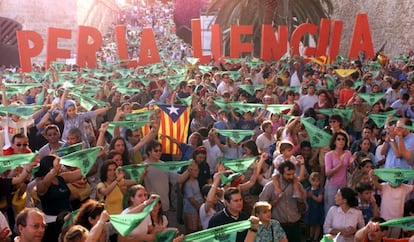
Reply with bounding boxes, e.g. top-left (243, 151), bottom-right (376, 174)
top-left (157, 104), bottom-right (190, 154)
